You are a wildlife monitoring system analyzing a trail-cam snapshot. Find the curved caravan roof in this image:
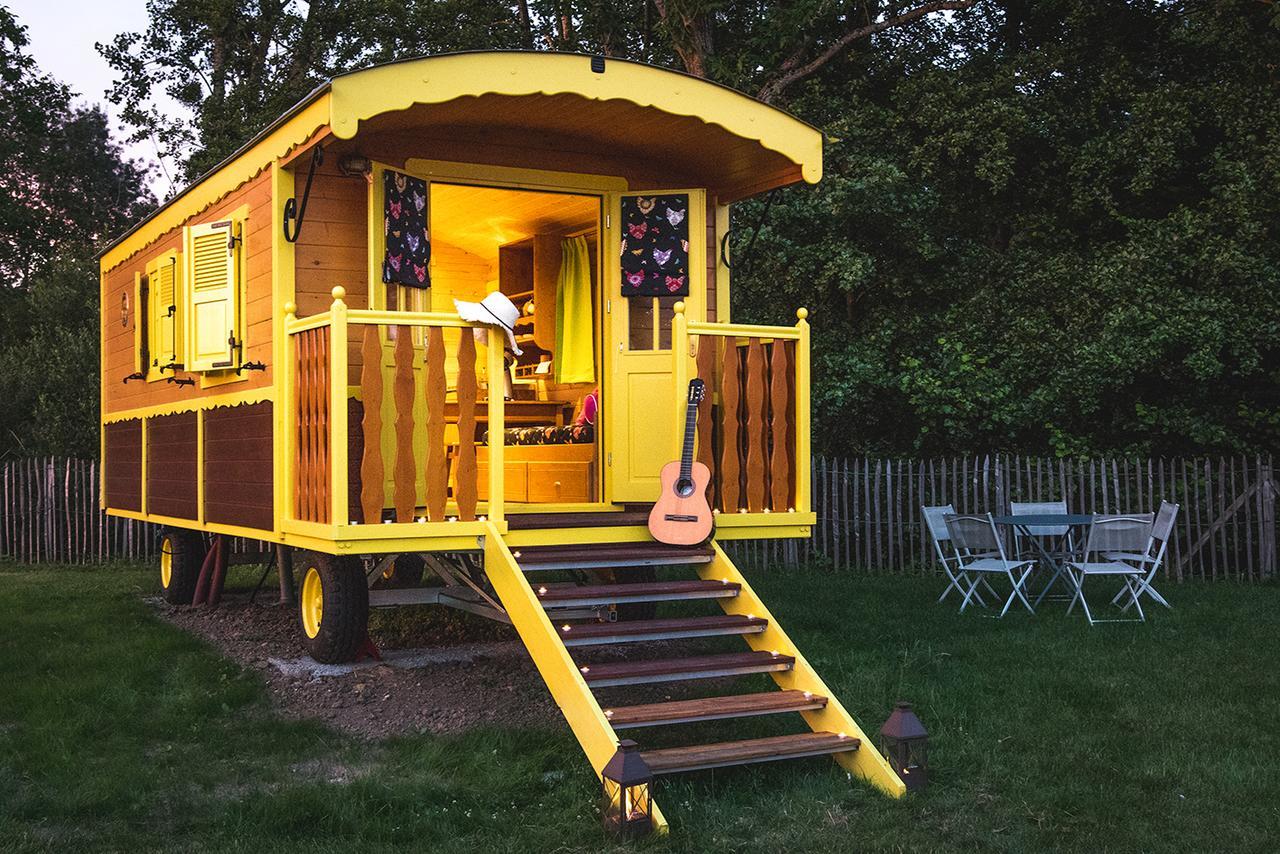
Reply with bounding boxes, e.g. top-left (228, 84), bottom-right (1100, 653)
top-left (102, 51), bottom-right (823, 271)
